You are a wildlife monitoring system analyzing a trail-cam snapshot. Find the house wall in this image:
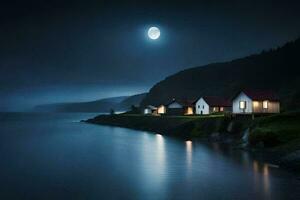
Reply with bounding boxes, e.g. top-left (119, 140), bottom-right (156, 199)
top-left (210, 107), bottom-right (220, 113)
top-left (167, 108), bottom-right (184, 115)
top-left (195, 98), bottom-right (210, 115)
top-left (209, 106), bottom-right (232, 113)
top-left (144, 108), bottom-right (152, 114)
top-left (253, 101), bottom-right (280, 113)
top-left (233, 92), bottom-right (280, 114)
top-left (232, 92), bottom-right (253, 114)
top-left (267, 101), bottom-right (280, 113)
top-left (252, 101), bottom-right (262, 113)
